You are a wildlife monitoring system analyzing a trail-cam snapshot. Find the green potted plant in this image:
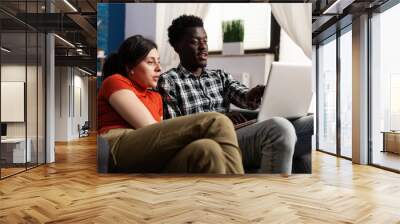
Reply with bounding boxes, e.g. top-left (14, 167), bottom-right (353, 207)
top-left (222, 20), bottom-right (244, 55)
